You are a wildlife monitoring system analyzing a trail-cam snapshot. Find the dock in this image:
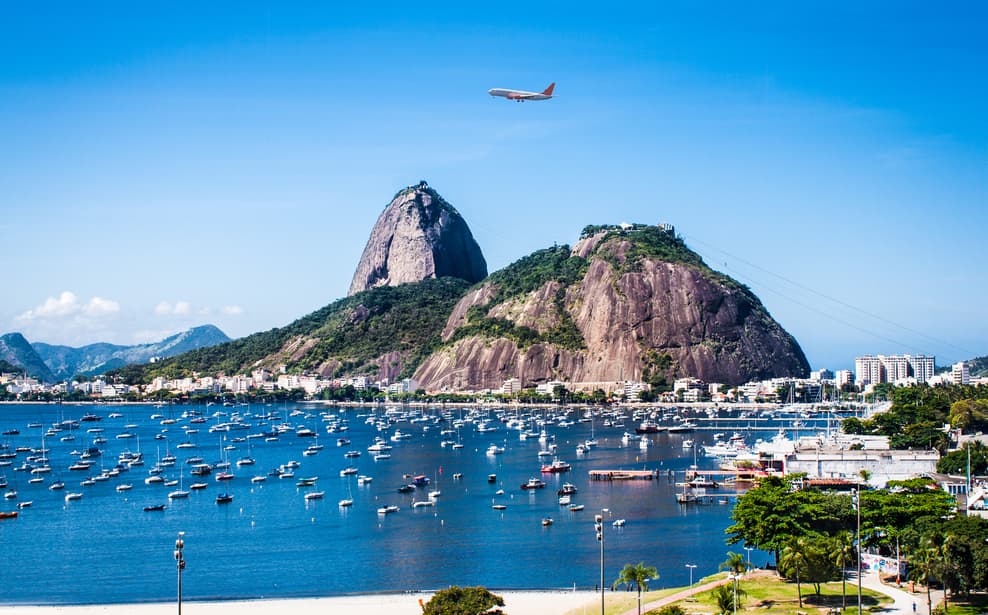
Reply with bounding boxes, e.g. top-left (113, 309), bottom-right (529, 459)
top-left (588, 469), bottom-right (657, 481)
